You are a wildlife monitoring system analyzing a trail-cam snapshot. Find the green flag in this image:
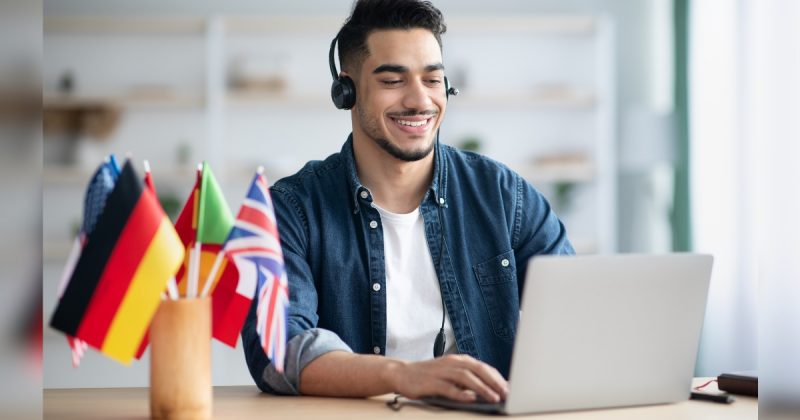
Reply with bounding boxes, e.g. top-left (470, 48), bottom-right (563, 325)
top-left (196, 162), bottom-right (234, 244)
